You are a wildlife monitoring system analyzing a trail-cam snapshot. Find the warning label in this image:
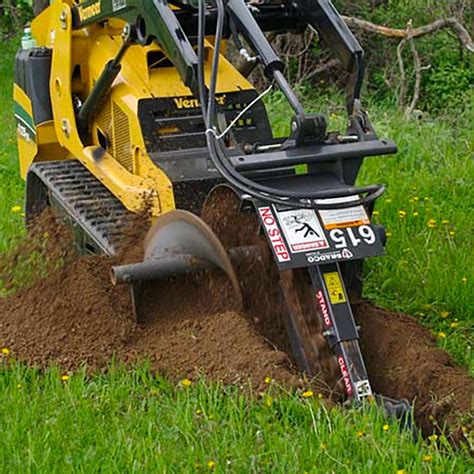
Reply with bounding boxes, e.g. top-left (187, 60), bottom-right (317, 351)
top-left (258, 207), bottom-right (291, 263)
top-left (318, 196), bottom-right (369, 230)
top-left (323, 272), bottom-right (347, 304)
top-left (276, 209), bottom-right (329, 253)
